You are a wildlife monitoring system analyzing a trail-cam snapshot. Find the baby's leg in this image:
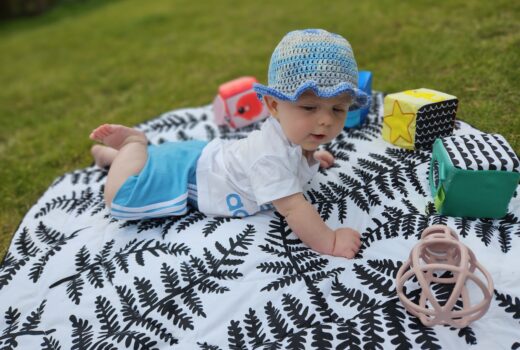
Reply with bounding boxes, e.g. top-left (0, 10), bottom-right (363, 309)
top-left (90, 124), bottom-right (148, 206)
top-left (91, 145), bottom-right (118, 168)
